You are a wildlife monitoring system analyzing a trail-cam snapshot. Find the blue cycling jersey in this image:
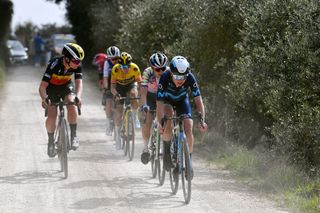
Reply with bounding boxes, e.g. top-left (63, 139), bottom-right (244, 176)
top-left (157, 70), bottom-right (201, 103)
